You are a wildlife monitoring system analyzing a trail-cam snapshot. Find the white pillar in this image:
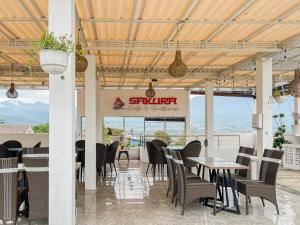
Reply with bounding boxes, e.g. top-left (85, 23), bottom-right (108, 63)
top-left (96, 80), bottom-right (102, 142)
top-left (48, 0), bottom-right (75, 224)
top-left (205, 81), bottom-right (214, 157)
top-left (294, 97), bottom-right (300, 124)
top-left (185, 90), bottom-right (191, 138)
top-left (85, 55), bottom-right (97, 190)
top-left (76, 90), bottom-right (85, 140)
top-left (256, 58), bottom-right (273, 157)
